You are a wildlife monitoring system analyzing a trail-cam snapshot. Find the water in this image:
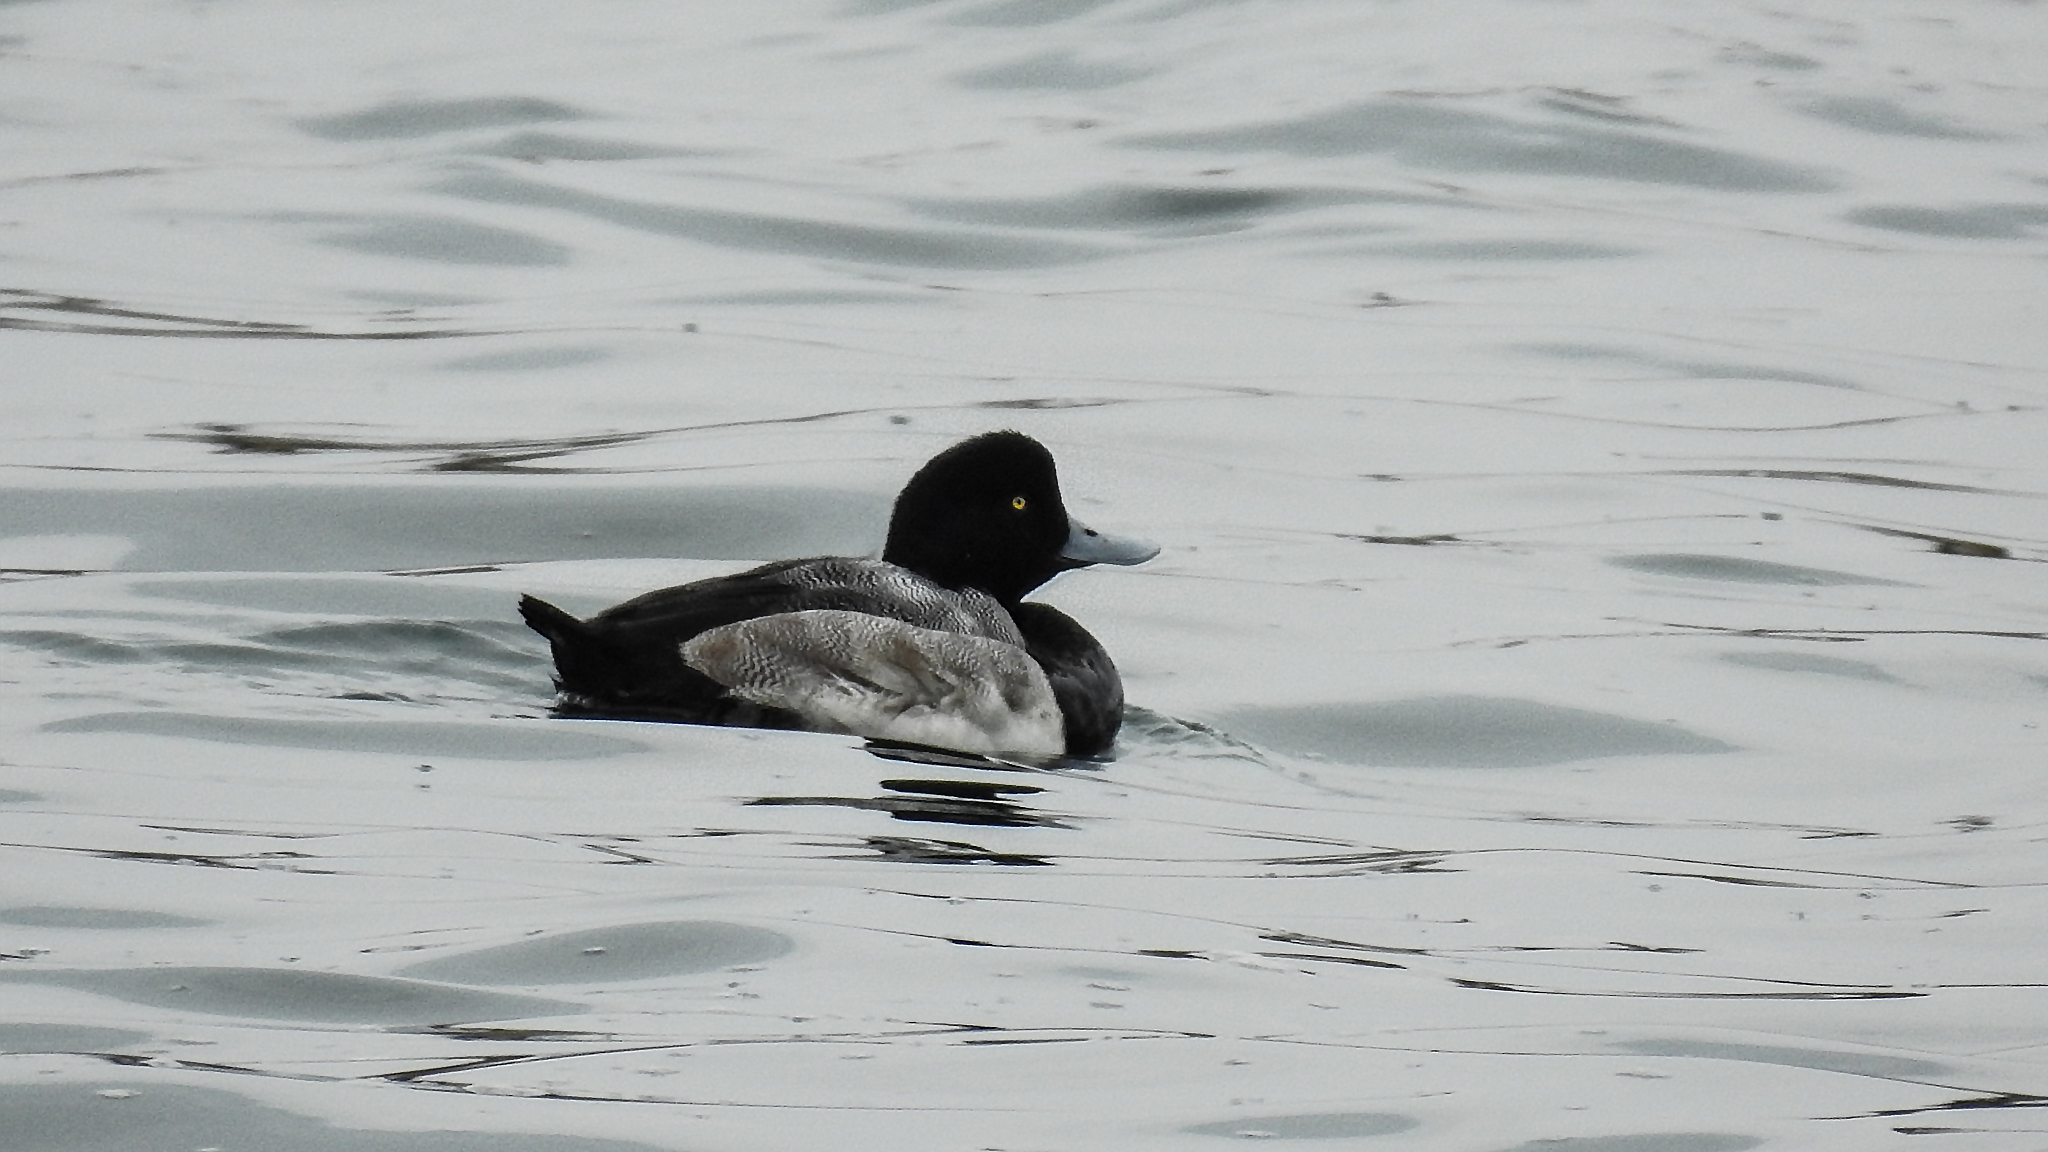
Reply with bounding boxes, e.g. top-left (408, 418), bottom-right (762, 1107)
top-left (3, 1), bottom-right (2046, 1148)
